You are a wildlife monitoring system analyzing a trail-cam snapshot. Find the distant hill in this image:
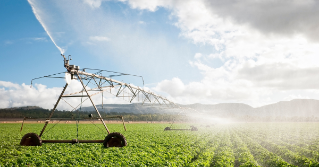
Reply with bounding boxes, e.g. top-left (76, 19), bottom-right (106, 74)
top-left (5, 106), bottom-right (43, 110)
top-left (79, 99), bottom-right (319, 118)
top-left (1, 99), bottom-right (319, 121)
top-left (80, 103), bottom-right (181, 114)
top-left (255, 99), bottom-right (319, 117)
top-left (184, 103), bottom-right (254, 117)
top-left (184, 99), bottom-right (319, 118)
